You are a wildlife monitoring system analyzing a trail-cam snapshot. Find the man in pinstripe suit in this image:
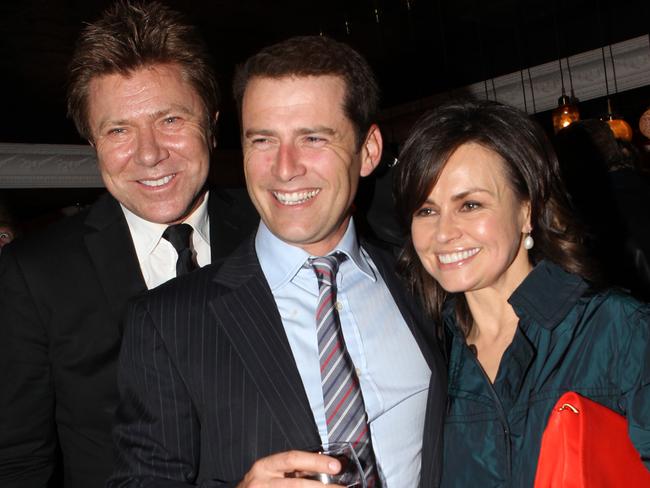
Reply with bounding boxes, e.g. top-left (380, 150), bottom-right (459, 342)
top-left (110, 36), bottom-right (446, 488)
